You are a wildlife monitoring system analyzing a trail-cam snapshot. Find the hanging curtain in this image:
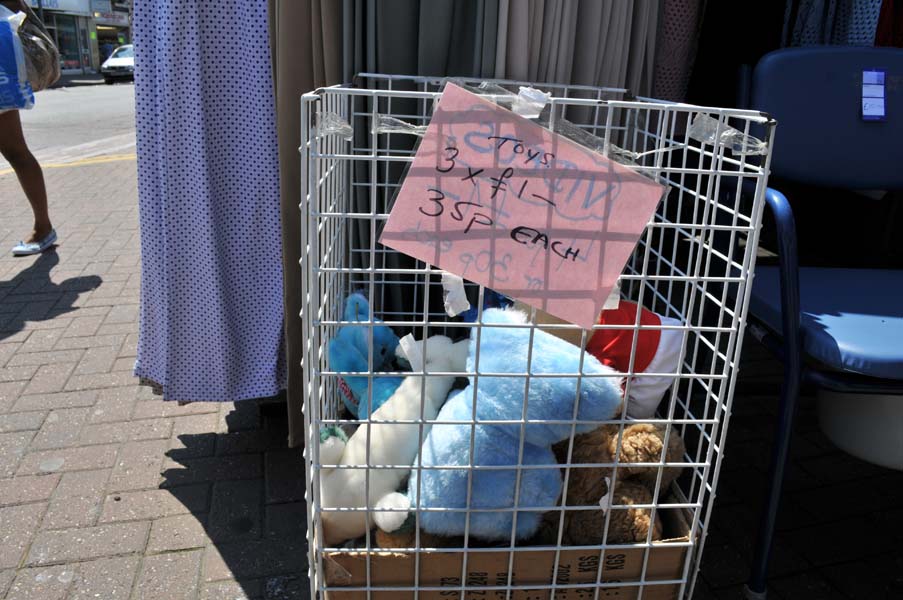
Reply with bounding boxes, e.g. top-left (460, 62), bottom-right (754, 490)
top-left (783, 0), bottom-right (883, 46)
top-left (494, 0), bottom-right (580, 83)
top-left (341, 0), bottom-right (499, 327)
top-left (876, 0), bottom-right (903, 46)
top-left (653, 0), bottom-right (705, 102)
top-left (271, 0), bottom-right (702, 441)
top-left (345, 0), bottom-right (499, 79)
top-left (133, 0), bottom-right (285, 403)
top-left (686, 2), bottom-right (785, 107)
top-left (272, 0), bottom-right (342, 447)
top-left (494, 0), bottom-right (661, 95)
